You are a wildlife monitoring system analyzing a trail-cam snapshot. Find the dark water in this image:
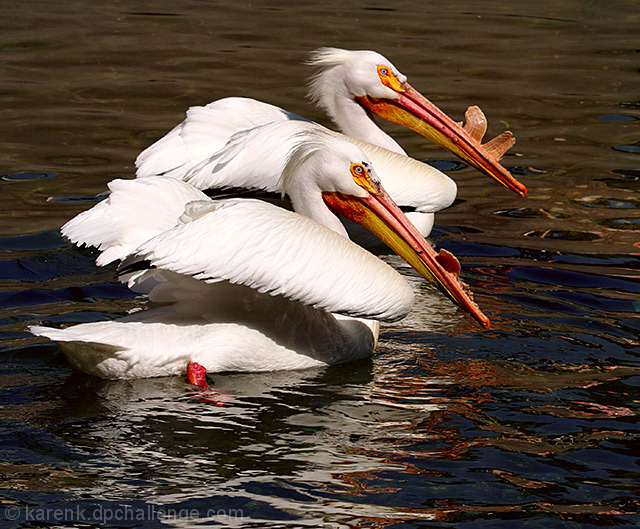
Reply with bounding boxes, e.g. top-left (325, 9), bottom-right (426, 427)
top-left (1, 1), bottom-right (639, 527)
